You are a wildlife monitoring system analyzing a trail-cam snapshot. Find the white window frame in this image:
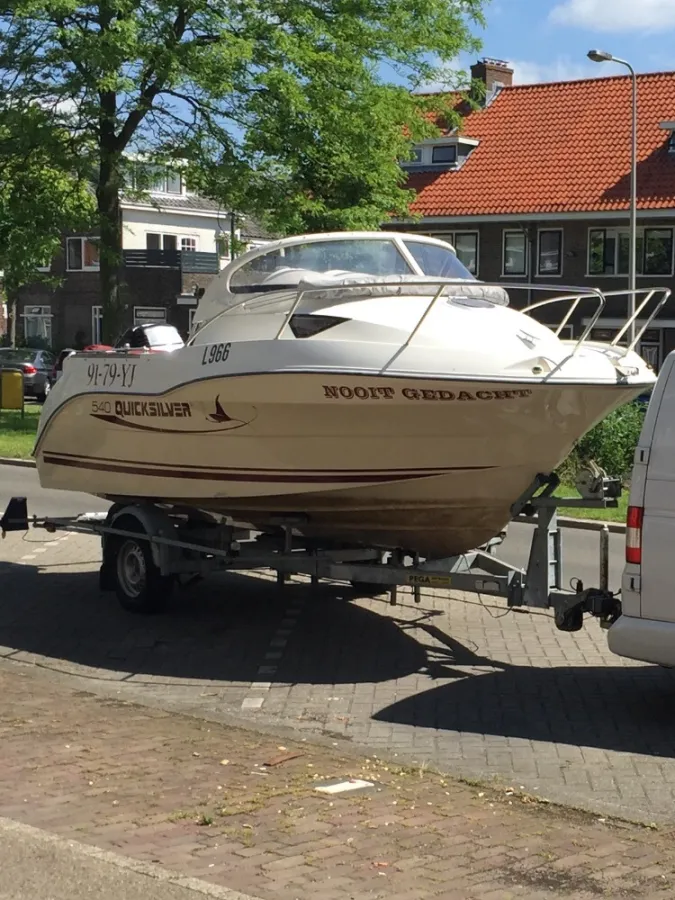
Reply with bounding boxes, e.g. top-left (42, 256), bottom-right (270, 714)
top-left (146, 232), bottom-right (198, 252)
top-left (431, 144), bottom-right (457, 165)
top-left (180, 236), bottom-right (198, 253)
top-left (536, 229), bottom-right (563, 278)
top-left (587, 226), bottom-right (675, 277)
top-left (91, 305), bottom-right (103, 344)
top-left (425, 231), bottom-right (480, 276)
top-left (133, 306), bottom-right (167, 326)
top-left (21, 305), bottom-right (53, 342)
top-left (66, 236), bottom-right (100, 272)
top-left (139, 166), bottom-right (184, 196)
top-left (502, 229), bottom-right (528, 277)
